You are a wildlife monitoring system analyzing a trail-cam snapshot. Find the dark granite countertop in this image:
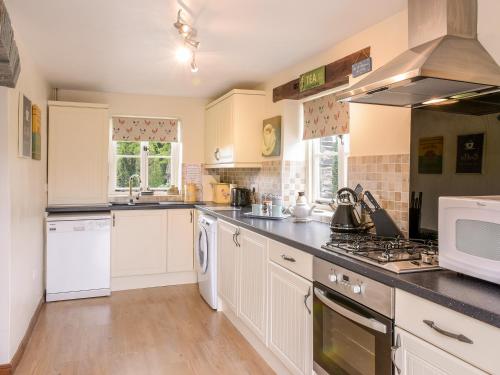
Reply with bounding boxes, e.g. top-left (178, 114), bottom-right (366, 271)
top-left (196, 205), bottom-right (500, 329)
top-left (46, 202), bottom-right (205, 213)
